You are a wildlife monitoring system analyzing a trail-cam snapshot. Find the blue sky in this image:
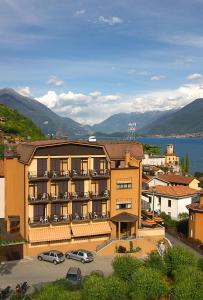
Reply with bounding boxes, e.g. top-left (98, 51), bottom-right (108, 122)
top-left (1, 0), bottom-right (203, 124)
